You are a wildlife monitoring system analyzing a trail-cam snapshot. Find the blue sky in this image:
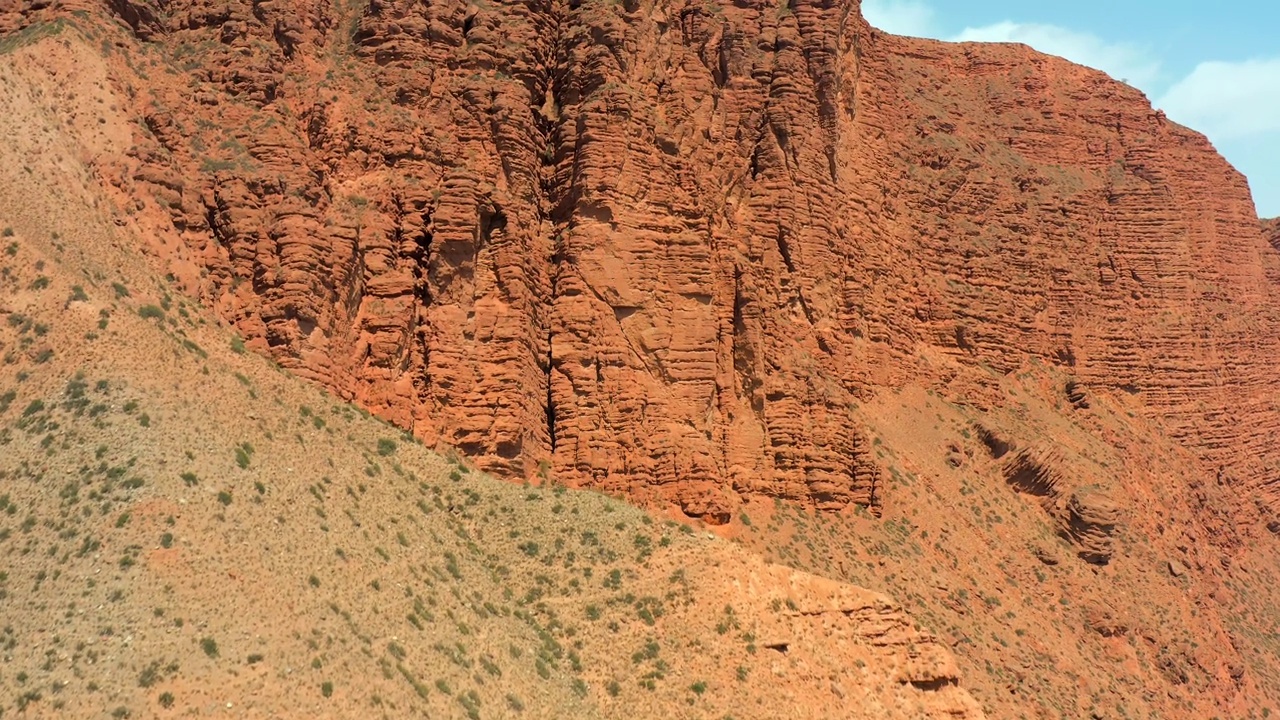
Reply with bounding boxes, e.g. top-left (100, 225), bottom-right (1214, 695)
top-left (862, 0), bottom-right (1280, 218)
